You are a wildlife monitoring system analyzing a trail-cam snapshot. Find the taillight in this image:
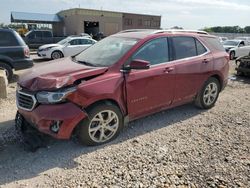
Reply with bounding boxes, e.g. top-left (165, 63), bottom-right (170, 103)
top-left (24, 47), bottom-right (30, 58)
